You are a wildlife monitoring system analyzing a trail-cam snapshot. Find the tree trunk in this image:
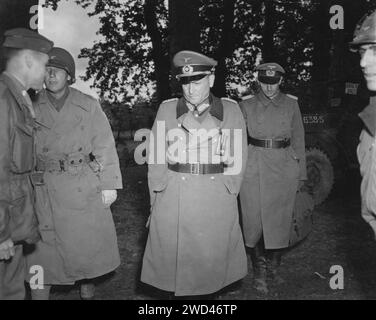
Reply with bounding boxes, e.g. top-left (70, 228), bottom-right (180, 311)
top-left (168, 0), bottom-right (201, 96)
top-left (144, 0), bottom-right (170, 103)
top-left (261, 0), bottom-right (277, 62)
top-left (0, 0), bottom-right (38, 72)
top-left (311, 0), bottom-right (331, 109)
top-left (212, 0), bottom-right (236, 98)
